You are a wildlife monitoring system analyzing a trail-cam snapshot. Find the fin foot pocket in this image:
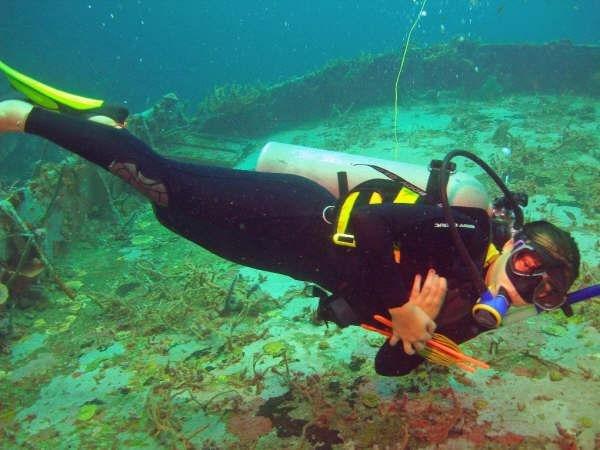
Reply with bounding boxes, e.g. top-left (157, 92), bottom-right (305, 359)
top-left (0, 59), bottom-right (128, 124)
